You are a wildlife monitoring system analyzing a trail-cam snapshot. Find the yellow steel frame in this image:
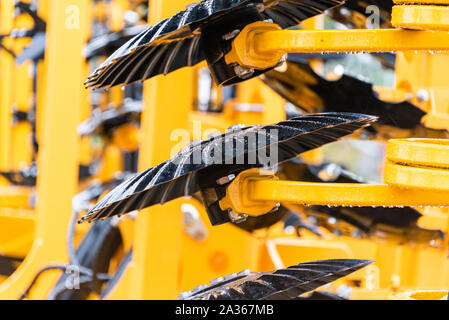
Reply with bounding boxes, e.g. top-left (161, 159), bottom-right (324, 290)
top-left (392, 5), bottom-right (449, 31)
top-left (104, 1), bottom-right (449, 300)
top-left (0, 0), bottom-right (38, 275)
top-left (247, 180), bottom-right (449, 207)
top-left (227, 22), bottom-right (449, 71)
top-left (104, 0), bottom-right (195, 300)
top-left (1, 0), bottom-right (448, 300)
top-left (215, 4), bottom-right (449, 298)
top-left (221, 138), bottom-right (449, 211)
top-left (0, 0), bottom-right (88, 299)
top-left (254, 28), bottom-right (449, 52)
